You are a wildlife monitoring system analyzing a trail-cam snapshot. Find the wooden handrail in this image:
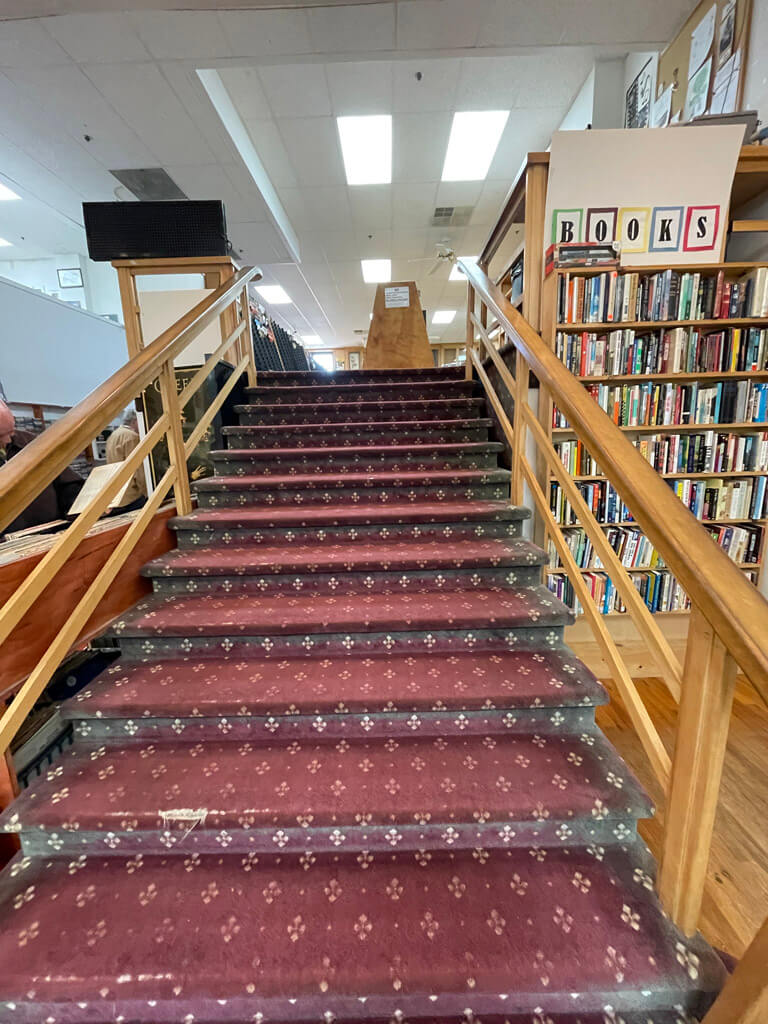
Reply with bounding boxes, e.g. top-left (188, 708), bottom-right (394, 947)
top-left (460, 258), bottom-right (768, 702)
top-left (0, 265), bottom-right (261, 533)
